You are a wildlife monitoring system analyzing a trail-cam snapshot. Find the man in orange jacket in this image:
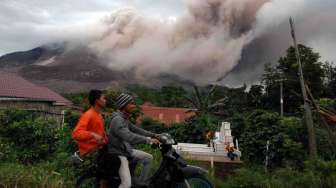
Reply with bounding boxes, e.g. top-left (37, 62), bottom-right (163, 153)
top-left (72, 89), bottom-right (108, 155)
top-left (72, 89), bottom-right (109, 188)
